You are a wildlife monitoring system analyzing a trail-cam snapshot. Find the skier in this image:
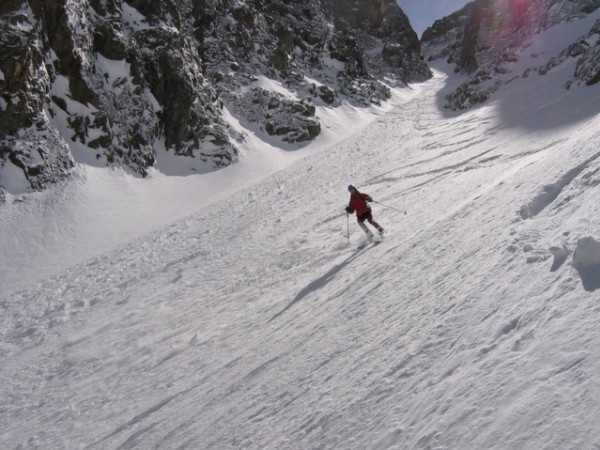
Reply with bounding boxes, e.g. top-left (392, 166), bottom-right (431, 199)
top-left (345, 184), bottom-right (384, 240)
